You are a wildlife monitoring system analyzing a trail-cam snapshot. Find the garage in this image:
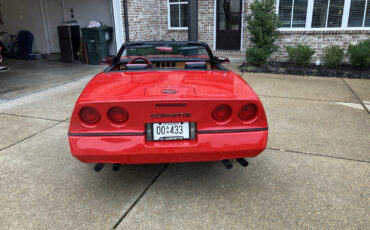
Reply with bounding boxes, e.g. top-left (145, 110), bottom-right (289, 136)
top-left (0, 0), bottom-right (123, 101)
